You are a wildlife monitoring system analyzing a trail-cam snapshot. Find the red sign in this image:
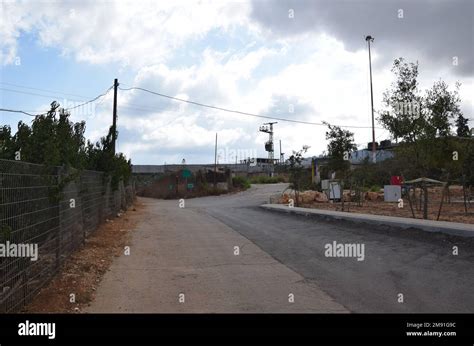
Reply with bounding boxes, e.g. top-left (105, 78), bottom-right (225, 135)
top-left (390, 176), bottom-right (403, 185)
